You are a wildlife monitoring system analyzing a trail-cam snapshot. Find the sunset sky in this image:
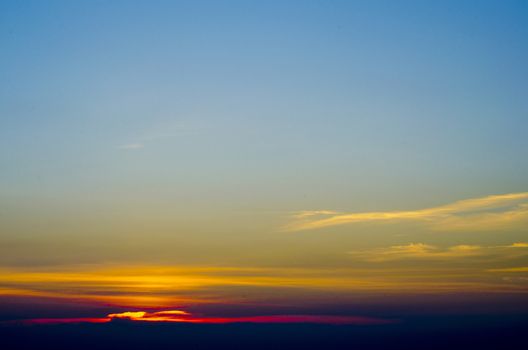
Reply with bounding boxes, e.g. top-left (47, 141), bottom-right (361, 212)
top-left (1, 0), bottom-right (528, 329)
